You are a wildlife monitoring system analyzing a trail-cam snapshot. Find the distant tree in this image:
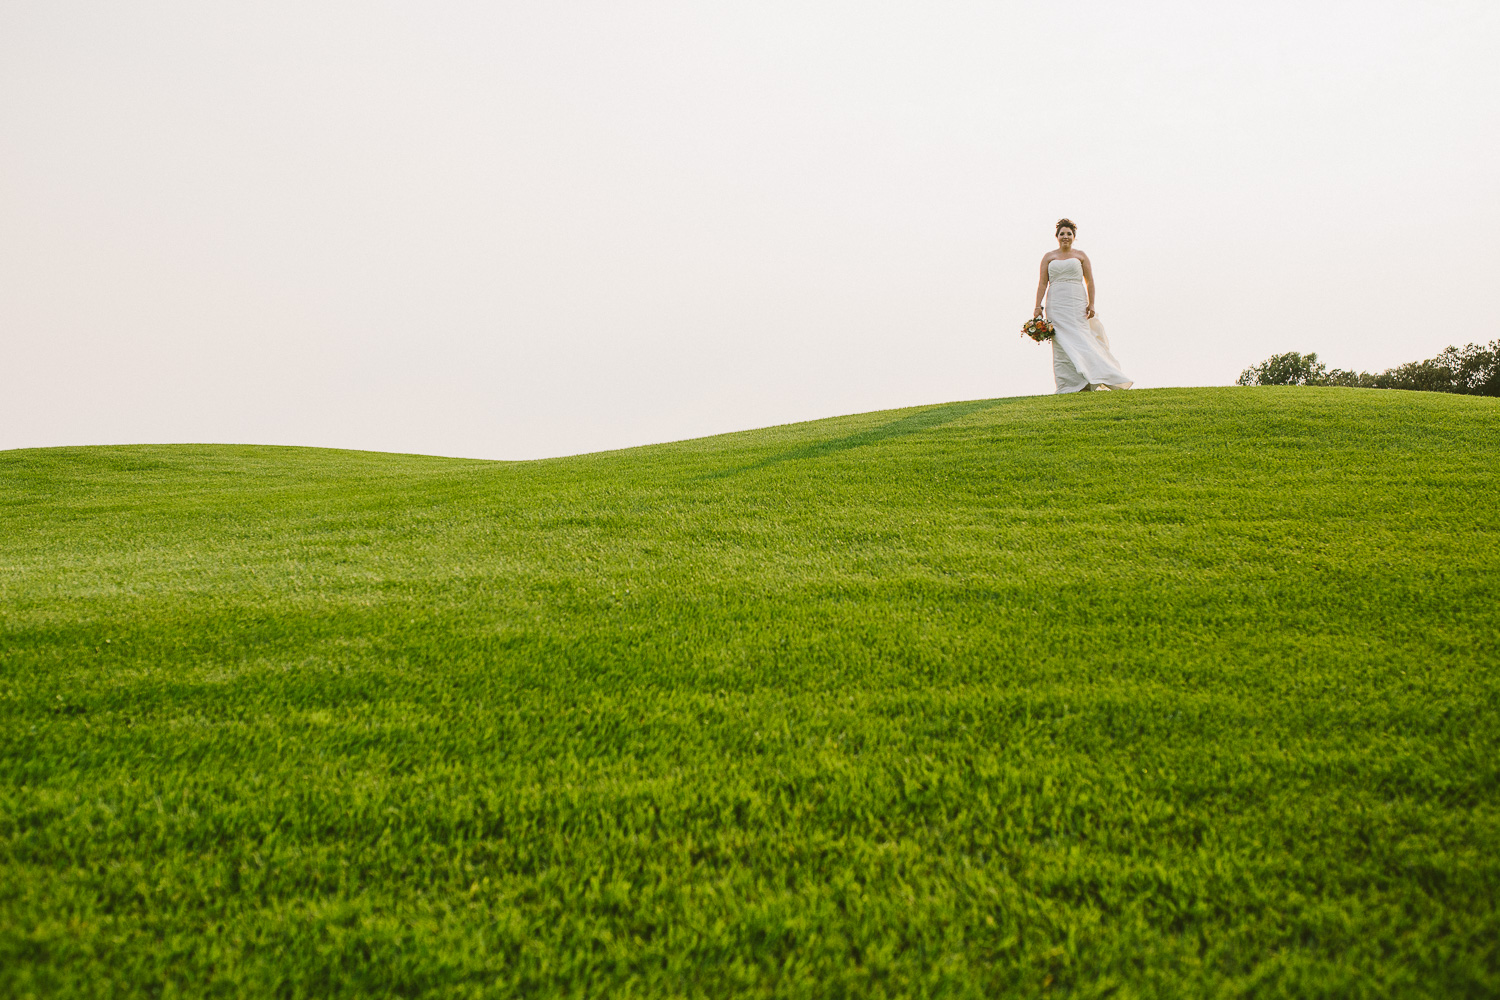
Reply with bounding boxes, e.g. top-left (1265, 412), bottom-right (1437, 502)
top-left (1321, 367), bottom-right (1379, 389)
top-left (1235, 351), bottom-right (1328, 386)
top-left (1239, 340), bottom-right (1500, 396)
